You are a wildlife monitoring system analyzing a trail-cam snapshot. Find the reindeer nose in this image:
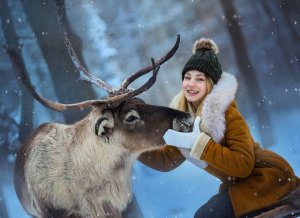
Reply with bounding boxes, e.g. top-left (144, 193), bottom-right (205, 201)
top-left (172, 114), bottom-right (194, 132)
